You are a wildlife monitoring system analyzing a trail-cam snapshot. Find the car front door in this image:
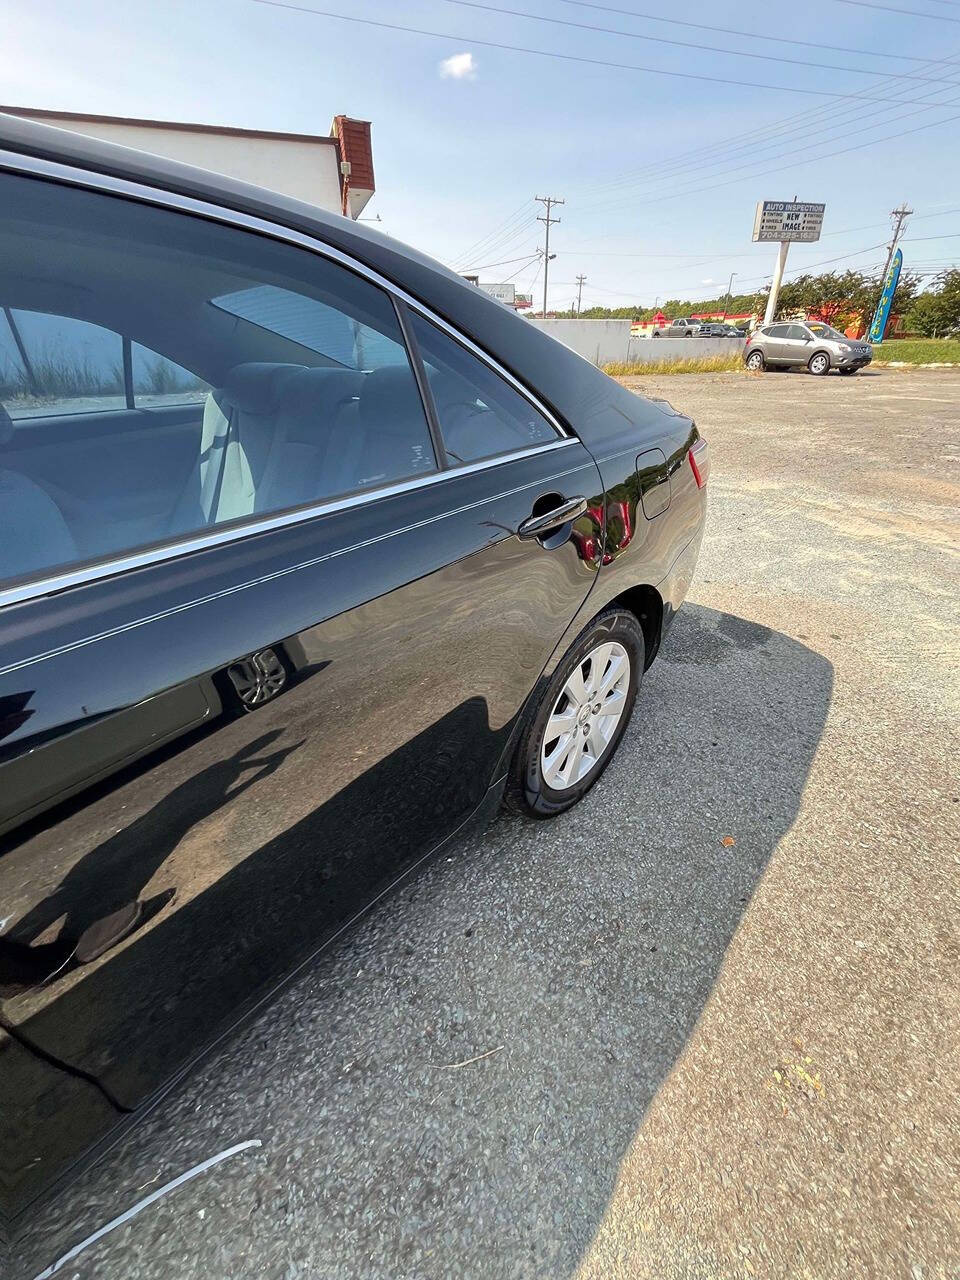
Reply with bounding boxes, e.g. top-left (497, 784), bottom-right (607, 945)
top-left (0, 168), bottom-right (602, 1224)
